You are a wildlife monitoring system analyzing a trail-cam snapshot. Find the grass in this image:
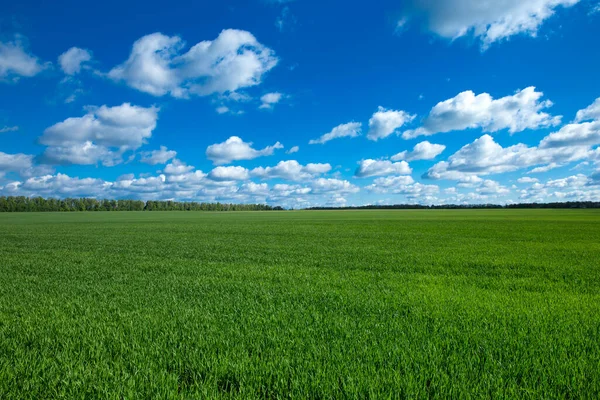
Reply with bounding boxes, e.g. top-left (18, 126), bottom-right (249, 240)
top-left (1, 210), bottom-right (599, 398)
